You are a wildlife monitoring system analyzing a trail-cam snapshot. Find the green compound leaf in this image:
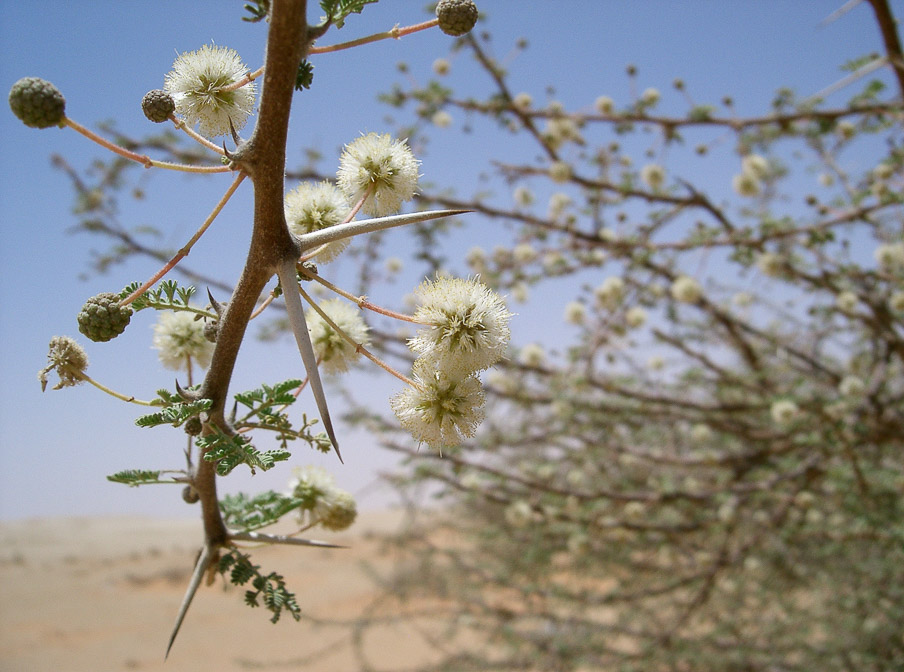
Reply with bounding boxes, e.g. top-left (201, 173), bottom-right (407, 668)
top-left (198, 428), bottom-right (290, 476)
top-left (295, 60), bottom-right (314, 91)
top-left (119, 280), bottom-right (204, 314)
top-left (135, 399), bottom-right (212, 428)
top-left (217, 548), bottom-right (301, 623)
top-left (107, 469), bottom-right (164, 487)
top-left (234, 378), bottom-right (304, 409)
top-left (319, 0), bottom-right (377, 29)
top-left (220, 491), bottom-right (304, 532)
